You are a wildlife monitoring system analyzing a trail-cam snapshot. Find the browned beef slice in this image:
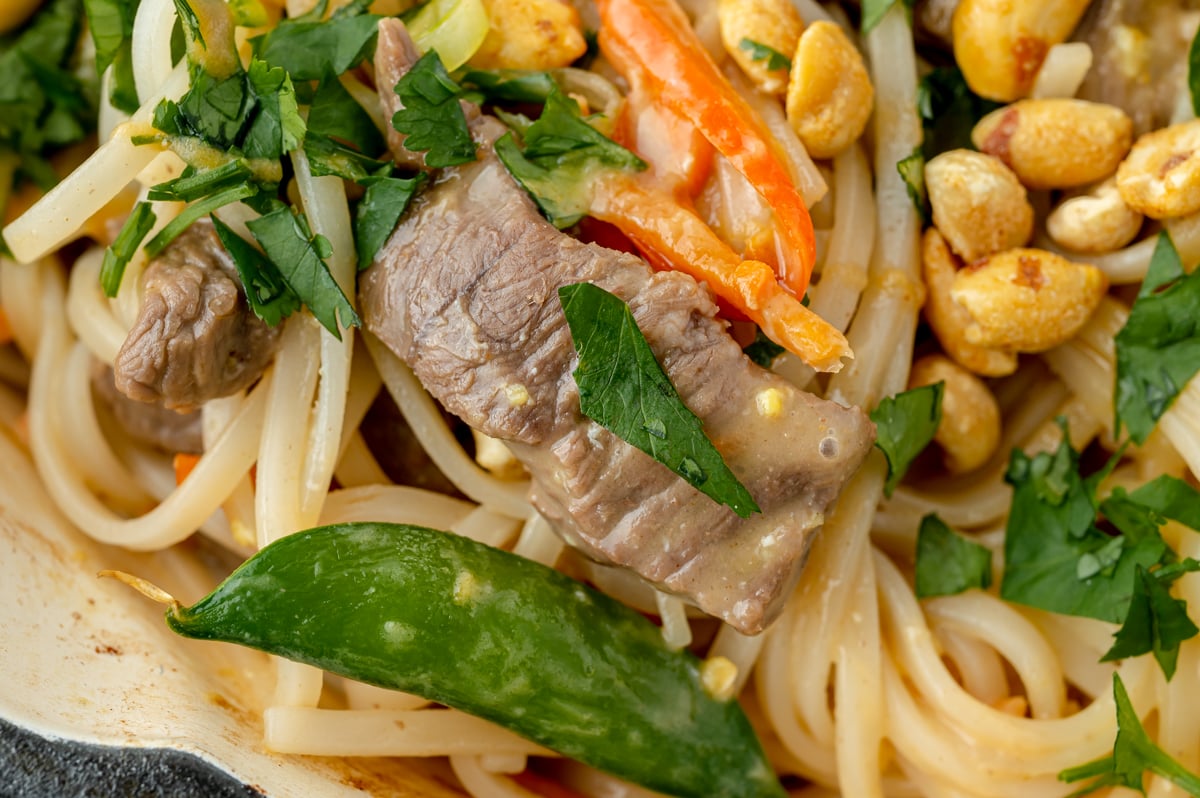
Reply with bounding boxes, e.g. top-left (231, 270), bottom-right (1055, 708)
top-left (1076, 0), bottom-right (1193, 136)
top-left (361, 37), bottom-right (874, 631)
top-left (114, 219), bottom-right (279, 412)
top-left (92, 365), bottom-right (203, 454)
